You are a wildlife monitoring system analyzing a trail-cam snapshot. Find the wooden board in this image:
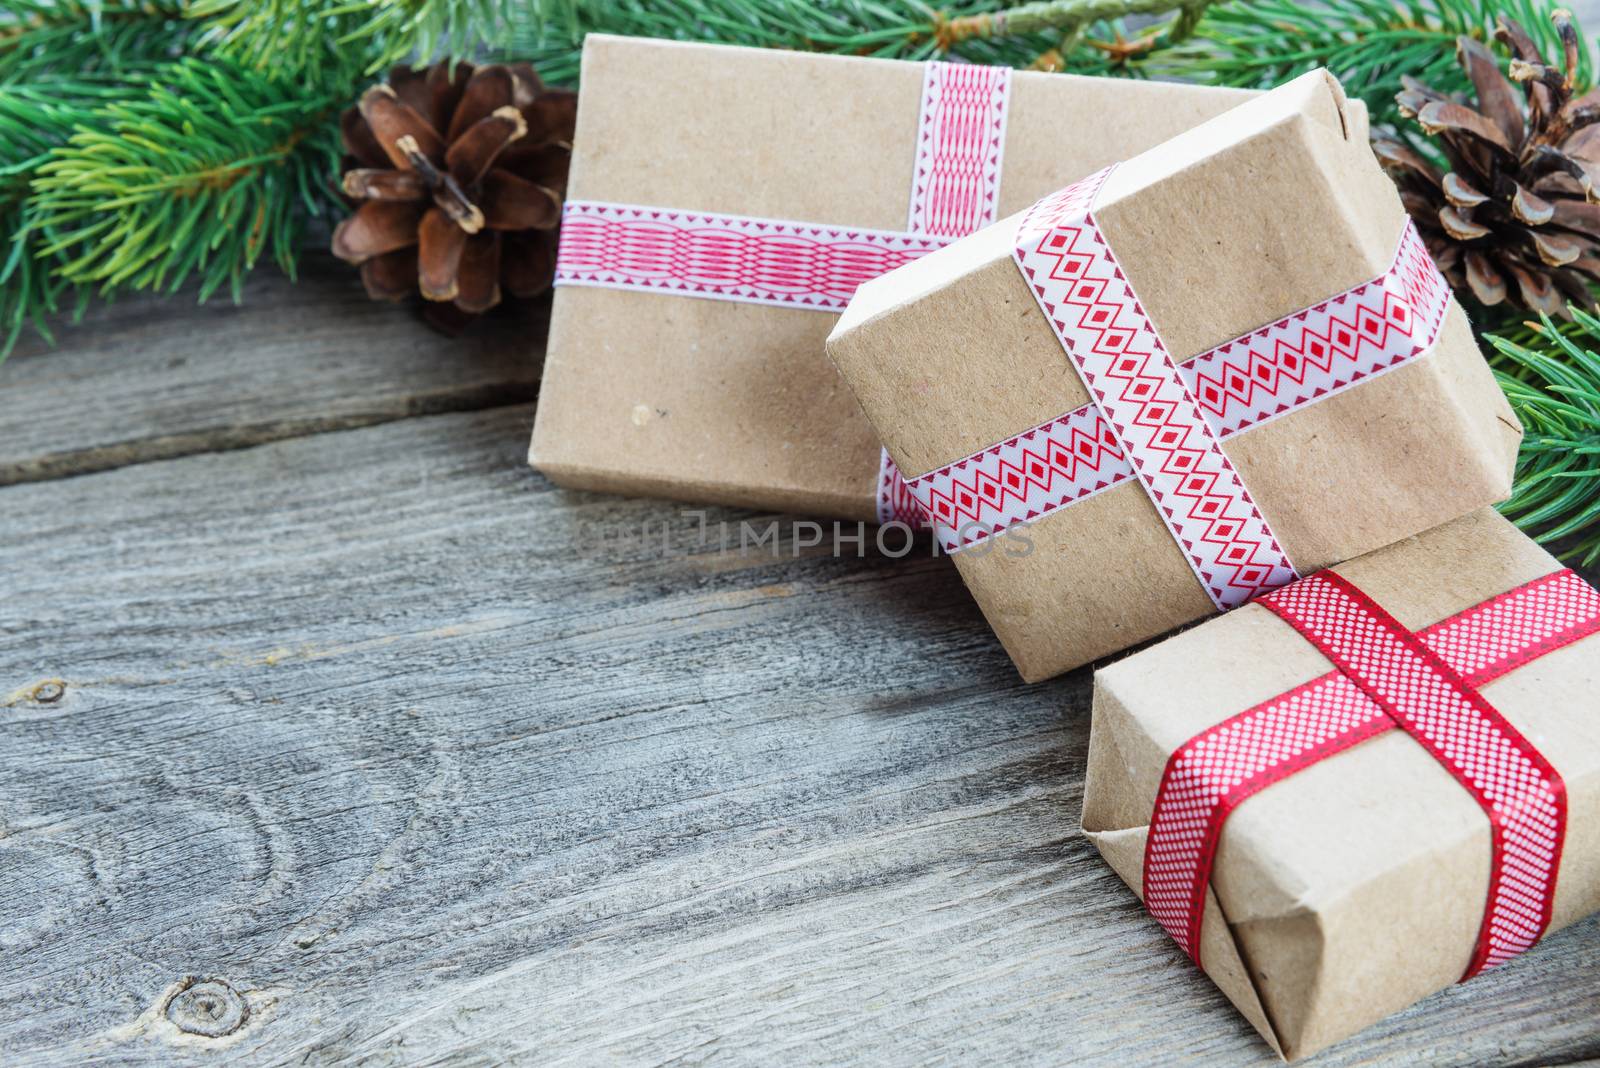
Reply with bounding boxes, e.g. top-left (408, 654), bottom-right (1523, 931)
top-left (2, 402), bottom-right (1597, 1066)
top-left (0, 250), bottom-right (543, 486)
